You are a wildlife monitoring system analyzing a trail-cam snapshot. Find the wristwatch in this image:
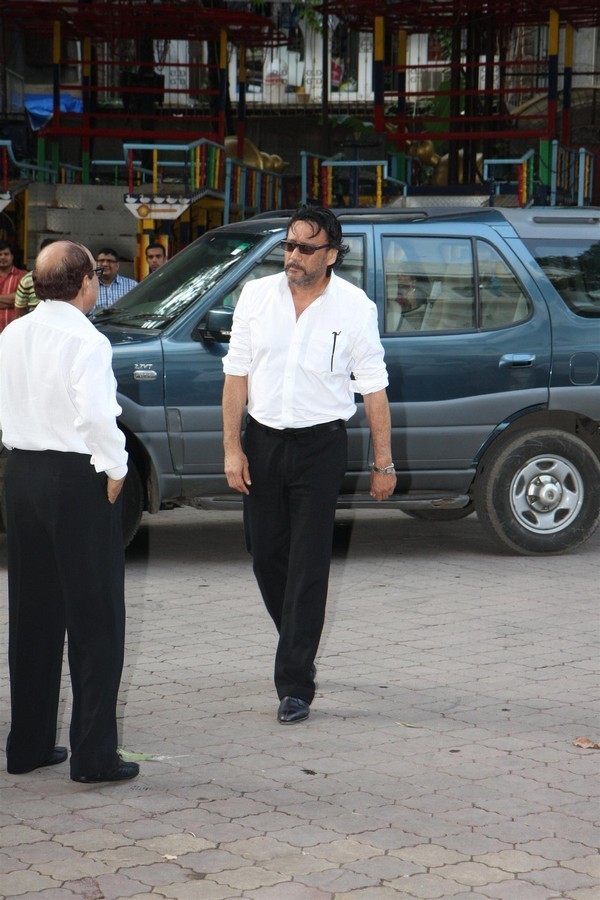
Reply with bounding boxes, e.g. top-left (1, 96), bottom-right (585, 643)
top-left (370, 463), bottom-right (396, 474)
